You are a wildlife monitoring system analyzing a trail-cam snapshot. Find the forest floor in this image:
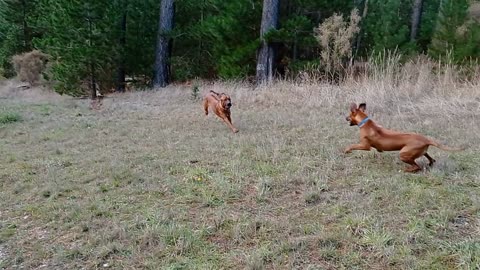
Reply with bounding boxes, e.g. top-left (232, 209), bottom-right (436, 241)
top-left (1, 78), bottom-right (479, 269)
